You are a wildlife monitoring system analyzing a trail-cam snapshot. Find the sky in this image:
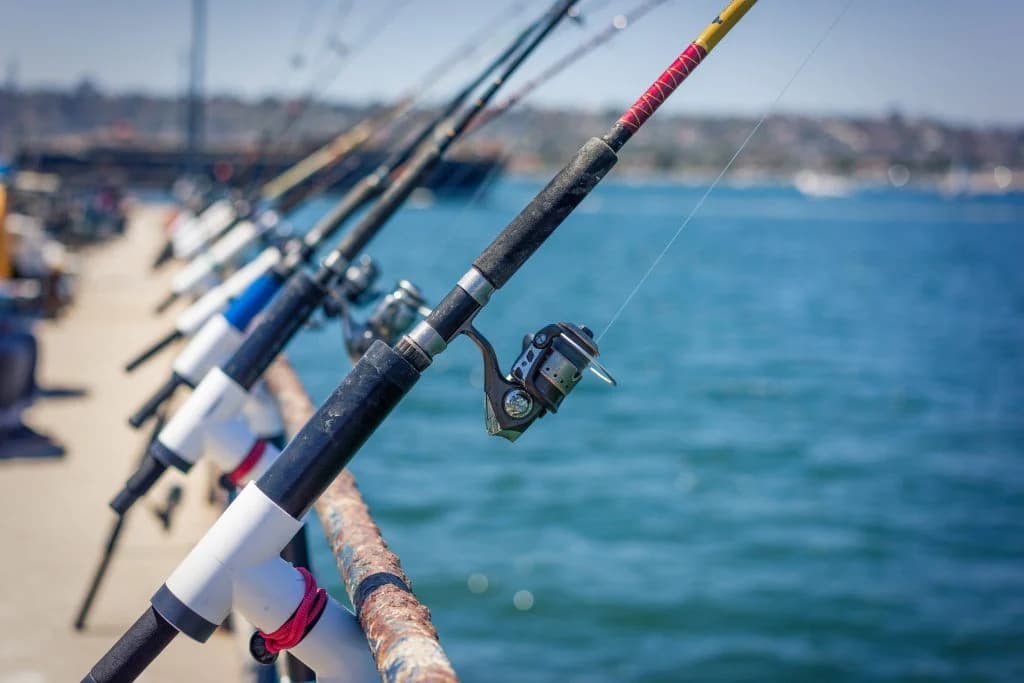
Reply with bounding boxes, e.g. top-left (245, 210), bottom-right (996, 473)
top-left (1, 0), bottom-right (1021, 126)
